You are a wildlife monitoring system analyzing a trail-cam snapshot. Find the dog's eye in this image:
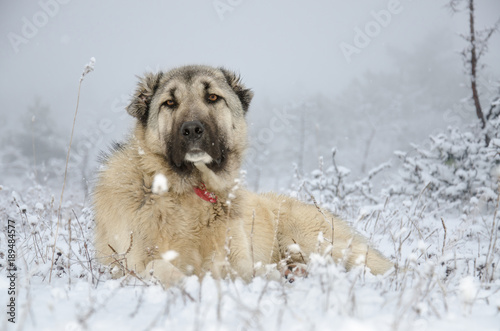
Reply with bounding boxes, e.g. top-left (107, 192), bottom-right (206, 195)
top-left (207, 94), bottom-right (219, 103)
top-left (162, 100), bottom-right (176, 108)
